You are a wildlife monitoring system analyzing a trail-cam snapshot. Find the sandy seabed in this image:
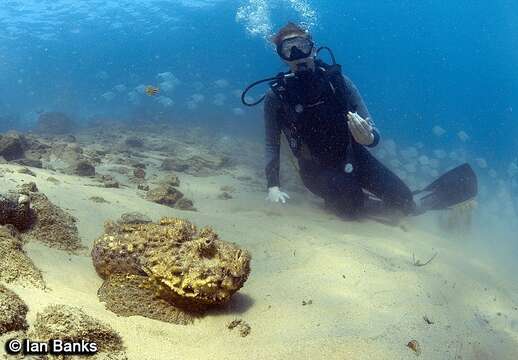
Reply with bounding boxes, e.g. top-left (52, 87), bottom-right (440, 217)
top-left (1, 125), bottom-right (517, 360)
